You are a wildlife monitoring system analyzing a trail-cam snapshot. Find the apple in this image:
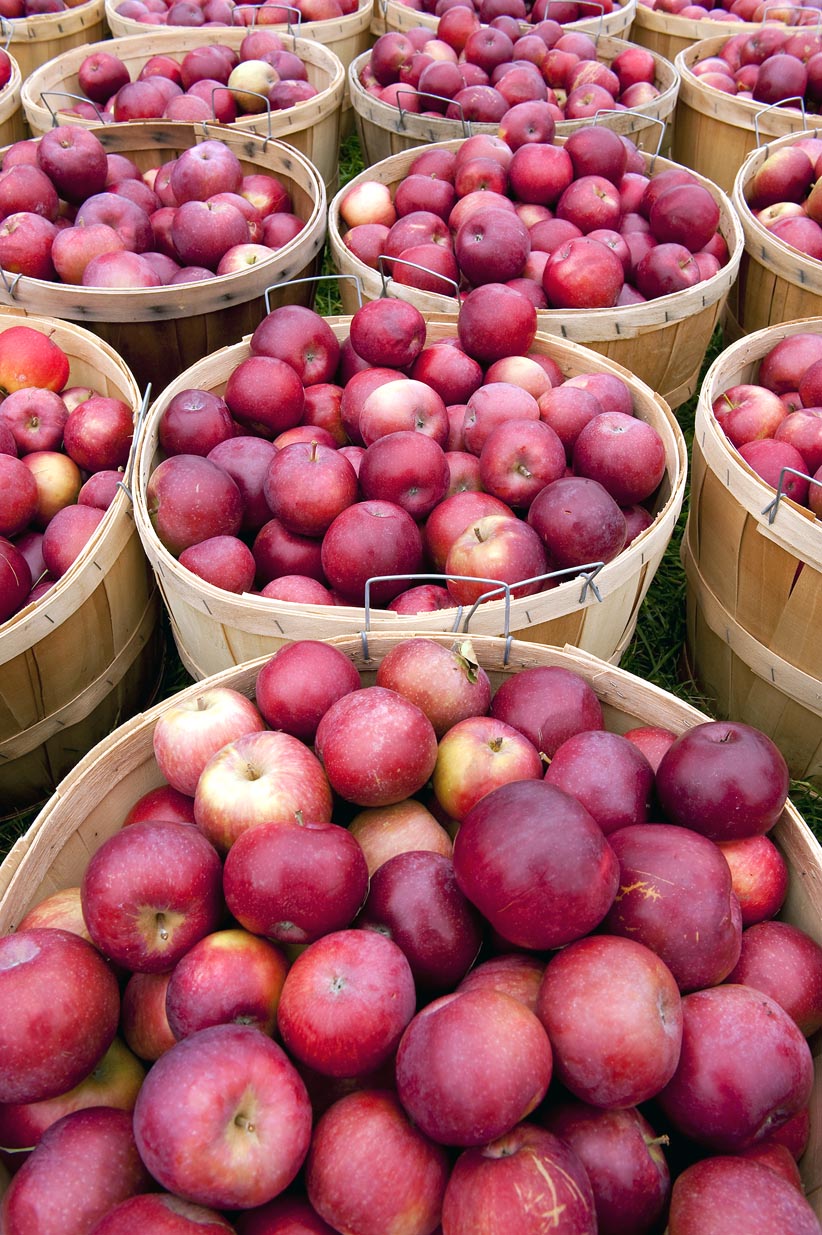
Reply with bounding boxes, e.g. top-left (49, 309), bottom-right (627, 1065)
top-left (572, 411), bottom-right (667, 505)
top-left (374, 636), bottom-right (492, 738)
top-left (315, 685), bottom-right (438, 807)
top-left (264, 440), bottom-right (358, 536)
top-left (395, 988), bottom-right (553, 1146)
top-left (0, 387), bottom-right (69, 454)
top-left (348, 798), bottom-right (453, 875)
top-left (86, 1194), bottom-right (235, 1233)
top-left (193, 728), bottom-right (334, 853)
top-left (442, 1122), bottom-right (597, 1235)
top-left (121, 971), bottom-right (176, 1061)
top-left (527, 475), bottom-right (628, 570)
top-left (160, 387), bottom-right (234, 457)
top-left (655, 721), bottom-right (790, 841)
top-left (0, 535), bottom-right (33, 621)
top-left (164, 927), bottom-right (289, 1040)
top-left (146, 453), bottom-right (244, 555)
top-left (0, 929), bottom-right (120, 1106)
top-left (657, 983), bottom-right (813, 1151)
top-left (0, 1036), bottom-right (145, 1155)
top-left (306, 1090), bottom-right (449, 1235)
top-left (133, 1023), bottom-right (313, 1209)
top-left (41, 503), bottom-right (106, 579)
top-left (537, 934), bottom-right (683, 1108)
top-left (320, 499), bottom-right (425, 606)
top-left (277, 929), bottom-right (417, 1077)
top-left (453, 778), bottom-right (619, 949)
top-left (223, 817), bottom-right (369, 944)
top-left (667, 1156), bottom-right (821, 1235)
top-left (37, 125), bottom-right (109, 204)
top-left (432, 714), bottom-right (543, 822)
top-left (152, 684), bottom-right (265, 796)
top-left (0, 1108), bottom-right (152, 1235)
top-left (80, 820), bottom-right (224, 973)
top-left (457, 282), bottom-right (537, 363)
top-left (348, 298), bottom-right (427, 369)
top-left (726, 919), bottom-right (822, 1035)
top-left (544, 729), bottom-right (655, 833)
top-left (717, 834), bottom-right (789, 925)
